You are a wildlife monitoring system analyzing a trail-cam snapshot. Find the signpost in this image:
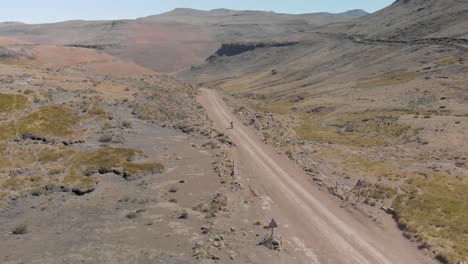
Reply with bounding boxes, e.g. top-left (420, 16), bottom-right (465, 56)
top-left (268, 218), bottom-right (278, 237)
